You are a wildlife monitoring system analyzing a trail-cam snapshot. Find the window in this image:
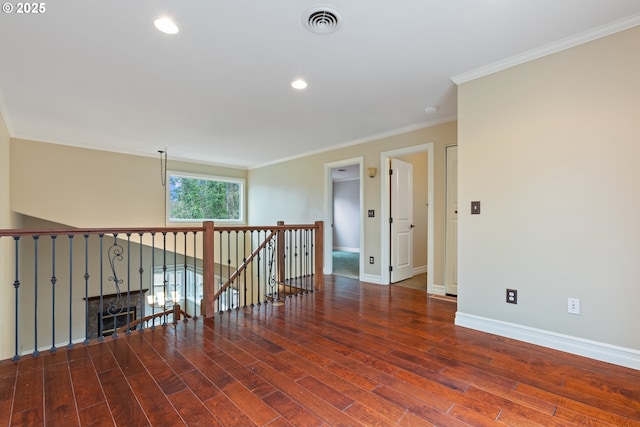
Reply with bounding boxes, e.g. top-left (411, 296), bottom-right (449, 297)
top-left (168, 172), bottom-right (244, 222)
top-left (150, 265), bottom-right (203, 307)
